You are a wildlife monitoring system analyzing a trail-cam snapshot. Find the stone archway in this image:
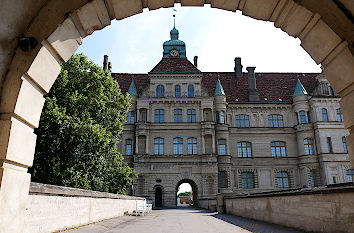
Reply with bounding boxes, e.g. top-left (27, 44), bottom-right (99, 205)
top-left (176, 179), bottom-right (198, 206)
top-left (0, 1), bottom-right (353, 232)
